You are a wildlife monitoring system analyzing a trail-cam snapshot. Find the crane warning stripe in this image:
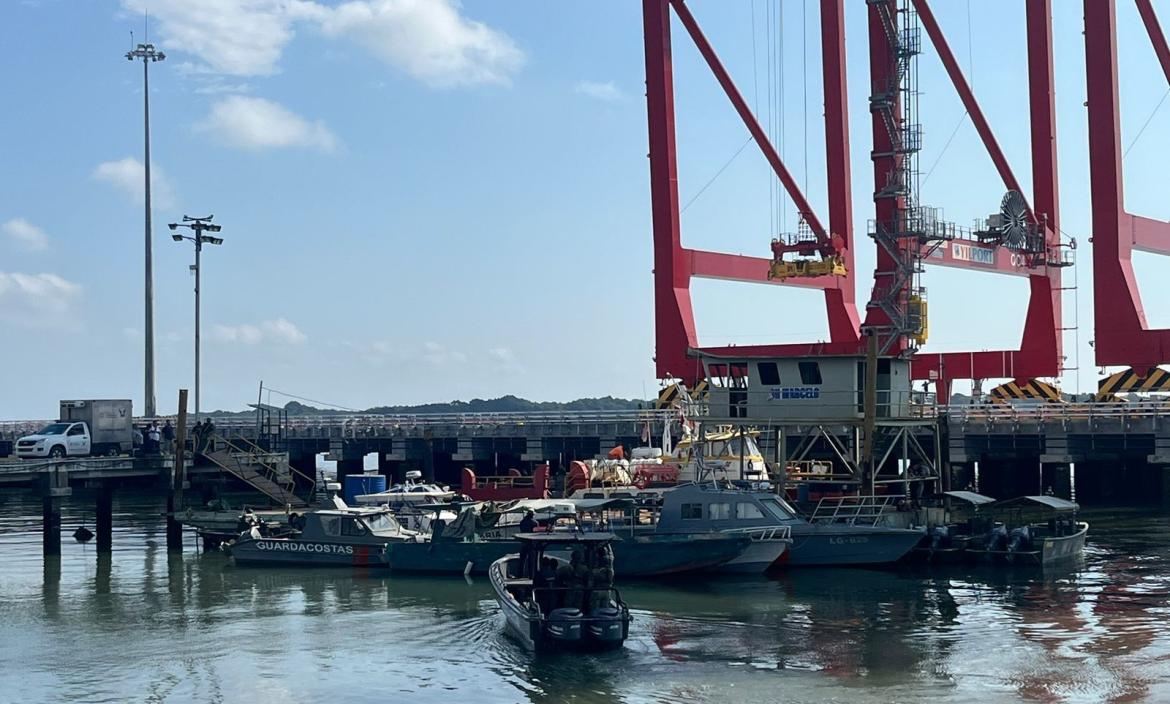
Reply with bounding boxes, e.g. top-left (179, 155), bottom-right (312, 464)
top-left (1097, 367), bottom-right (1170, 396)
top-left (989, 379), bottom-right (1062, 403)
